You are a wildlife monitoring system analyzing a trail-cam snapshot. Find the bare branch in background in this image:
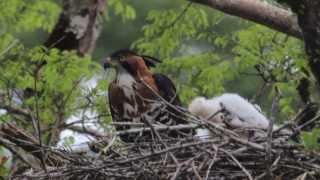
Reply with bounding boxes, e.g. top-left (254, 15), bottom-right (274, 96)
top-left (67, 125), bottom-right (106, 138)
top-left (0, 104), bottom-right (32, 121)
top-left (189, 0), bottom-right (302, 39)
